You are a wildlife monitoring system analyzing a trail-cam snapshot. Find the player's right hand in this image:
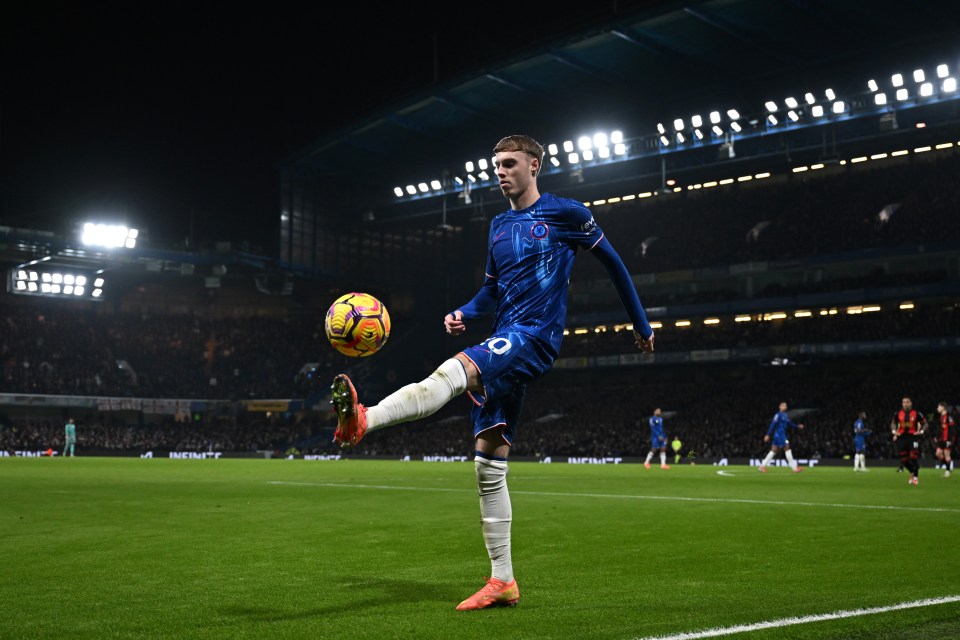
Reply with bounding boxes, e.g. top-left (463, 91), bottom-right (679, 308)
top-left (445, 310), bottom-right (466, 336)
top-left (635, 330), bottom-right (654, 353)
